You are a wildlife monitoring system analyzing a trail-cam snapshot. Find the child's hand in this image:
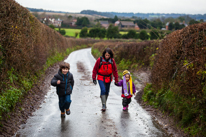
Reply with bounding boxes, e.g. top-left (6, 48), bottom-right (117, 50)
top-left (57, 80), bottom-right (61, 85)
